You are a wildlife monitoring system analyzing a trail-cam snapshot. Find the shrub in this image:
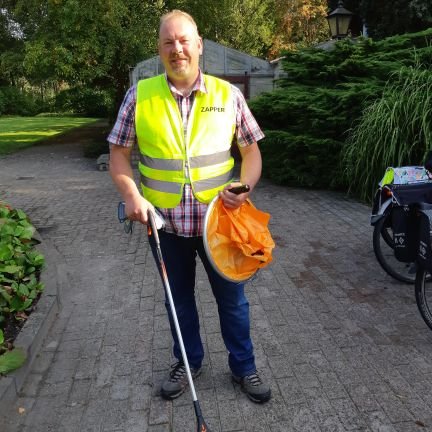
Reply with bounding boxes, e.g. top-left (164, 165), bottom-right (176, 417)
top-left (0, 86), bottom-right (43, 116)
top-left (250, 29), bottom-right (432, 197)
top-left (0, 201), bottom-right (45, 374)
top-left (0, 202), bottom-right (44, 329)
top-left (342, 64), bottom-right (432, 201)
top-left (260, 130), bottom-right (343, 189)
top-left (55, 86), bottom-right (114, 117)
